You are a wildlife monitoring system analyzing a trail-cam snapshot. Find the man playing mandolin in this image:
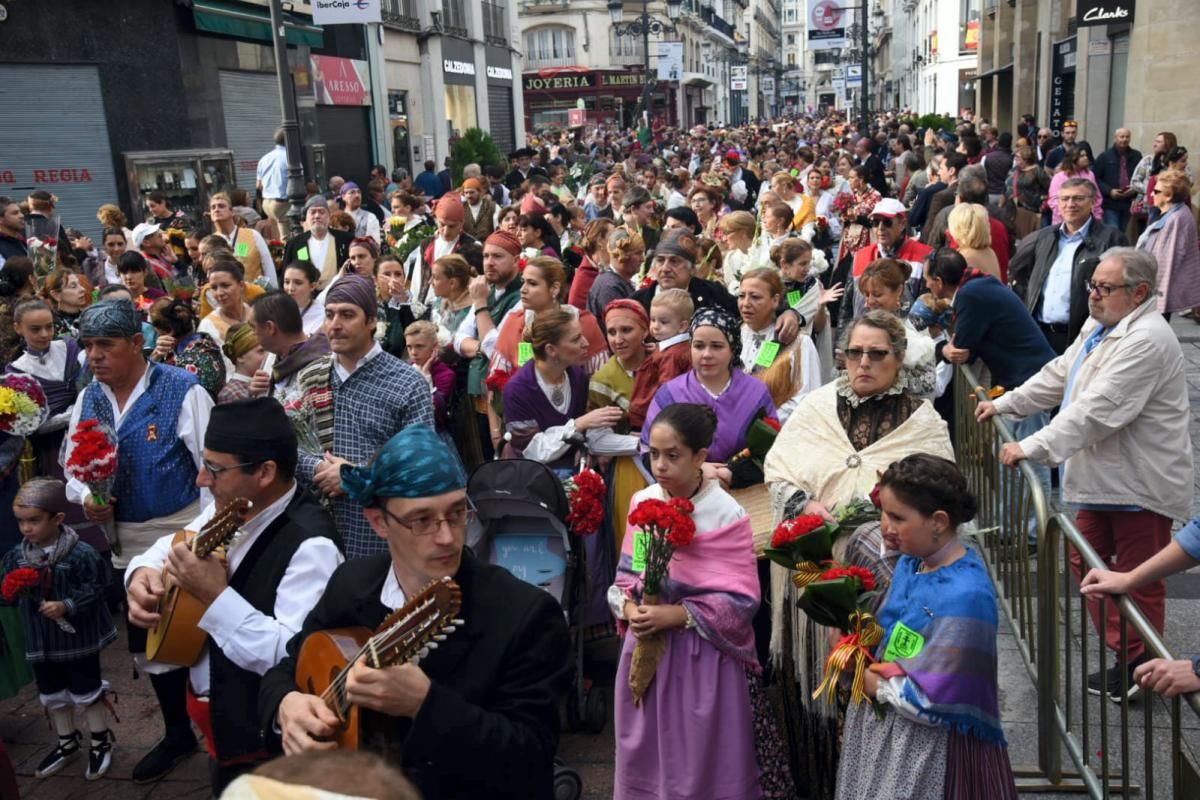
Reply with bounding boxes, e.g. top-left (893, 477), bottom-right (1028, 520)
top-left (125, 397), bottom-right (343, 793)
top-left (260, 425), bottom-right (571, 799)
